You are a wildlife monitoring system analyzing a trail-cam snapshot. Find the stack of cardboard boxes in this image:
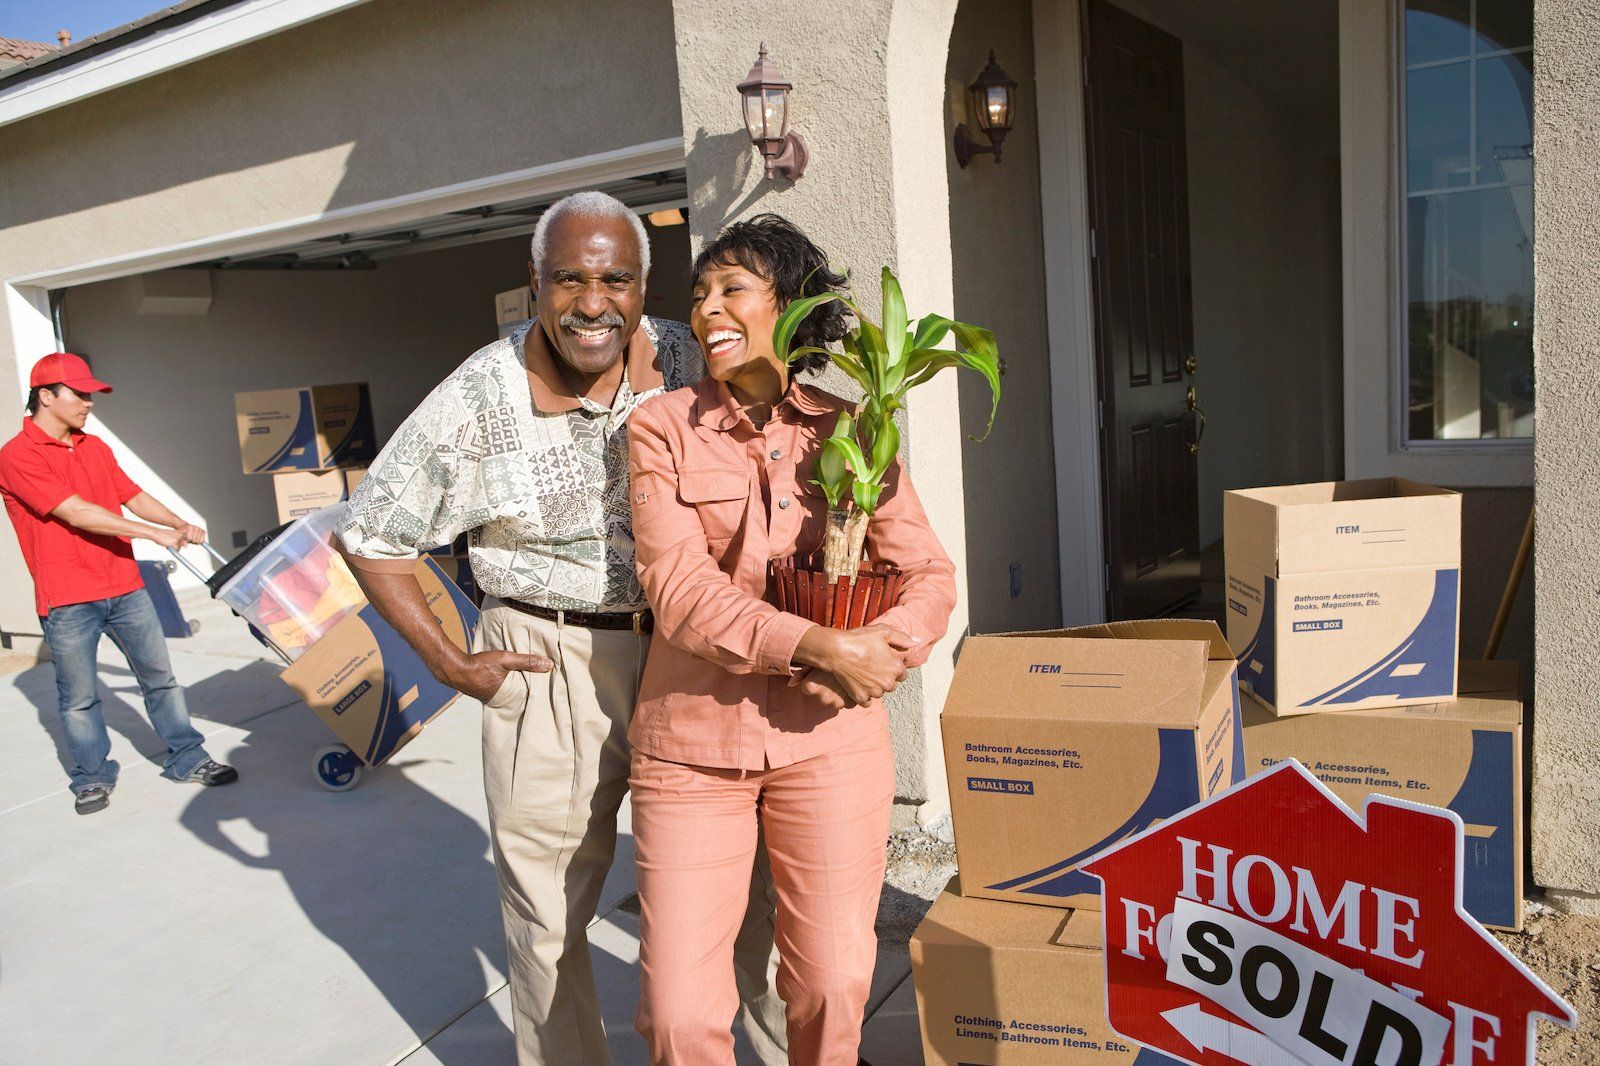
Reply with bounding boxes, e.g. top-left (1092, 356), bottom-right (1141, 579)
top-left (234, 381), bottom-right (477, 604)
top-left (234, 382), bottom-right (377, 522)
top-left (911, 477), bottom-right (1522, 1064)
top-left (1223, 478), bottom-right (1522, 931)
top-left (918, 619), bottom-right (1238, 1064)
